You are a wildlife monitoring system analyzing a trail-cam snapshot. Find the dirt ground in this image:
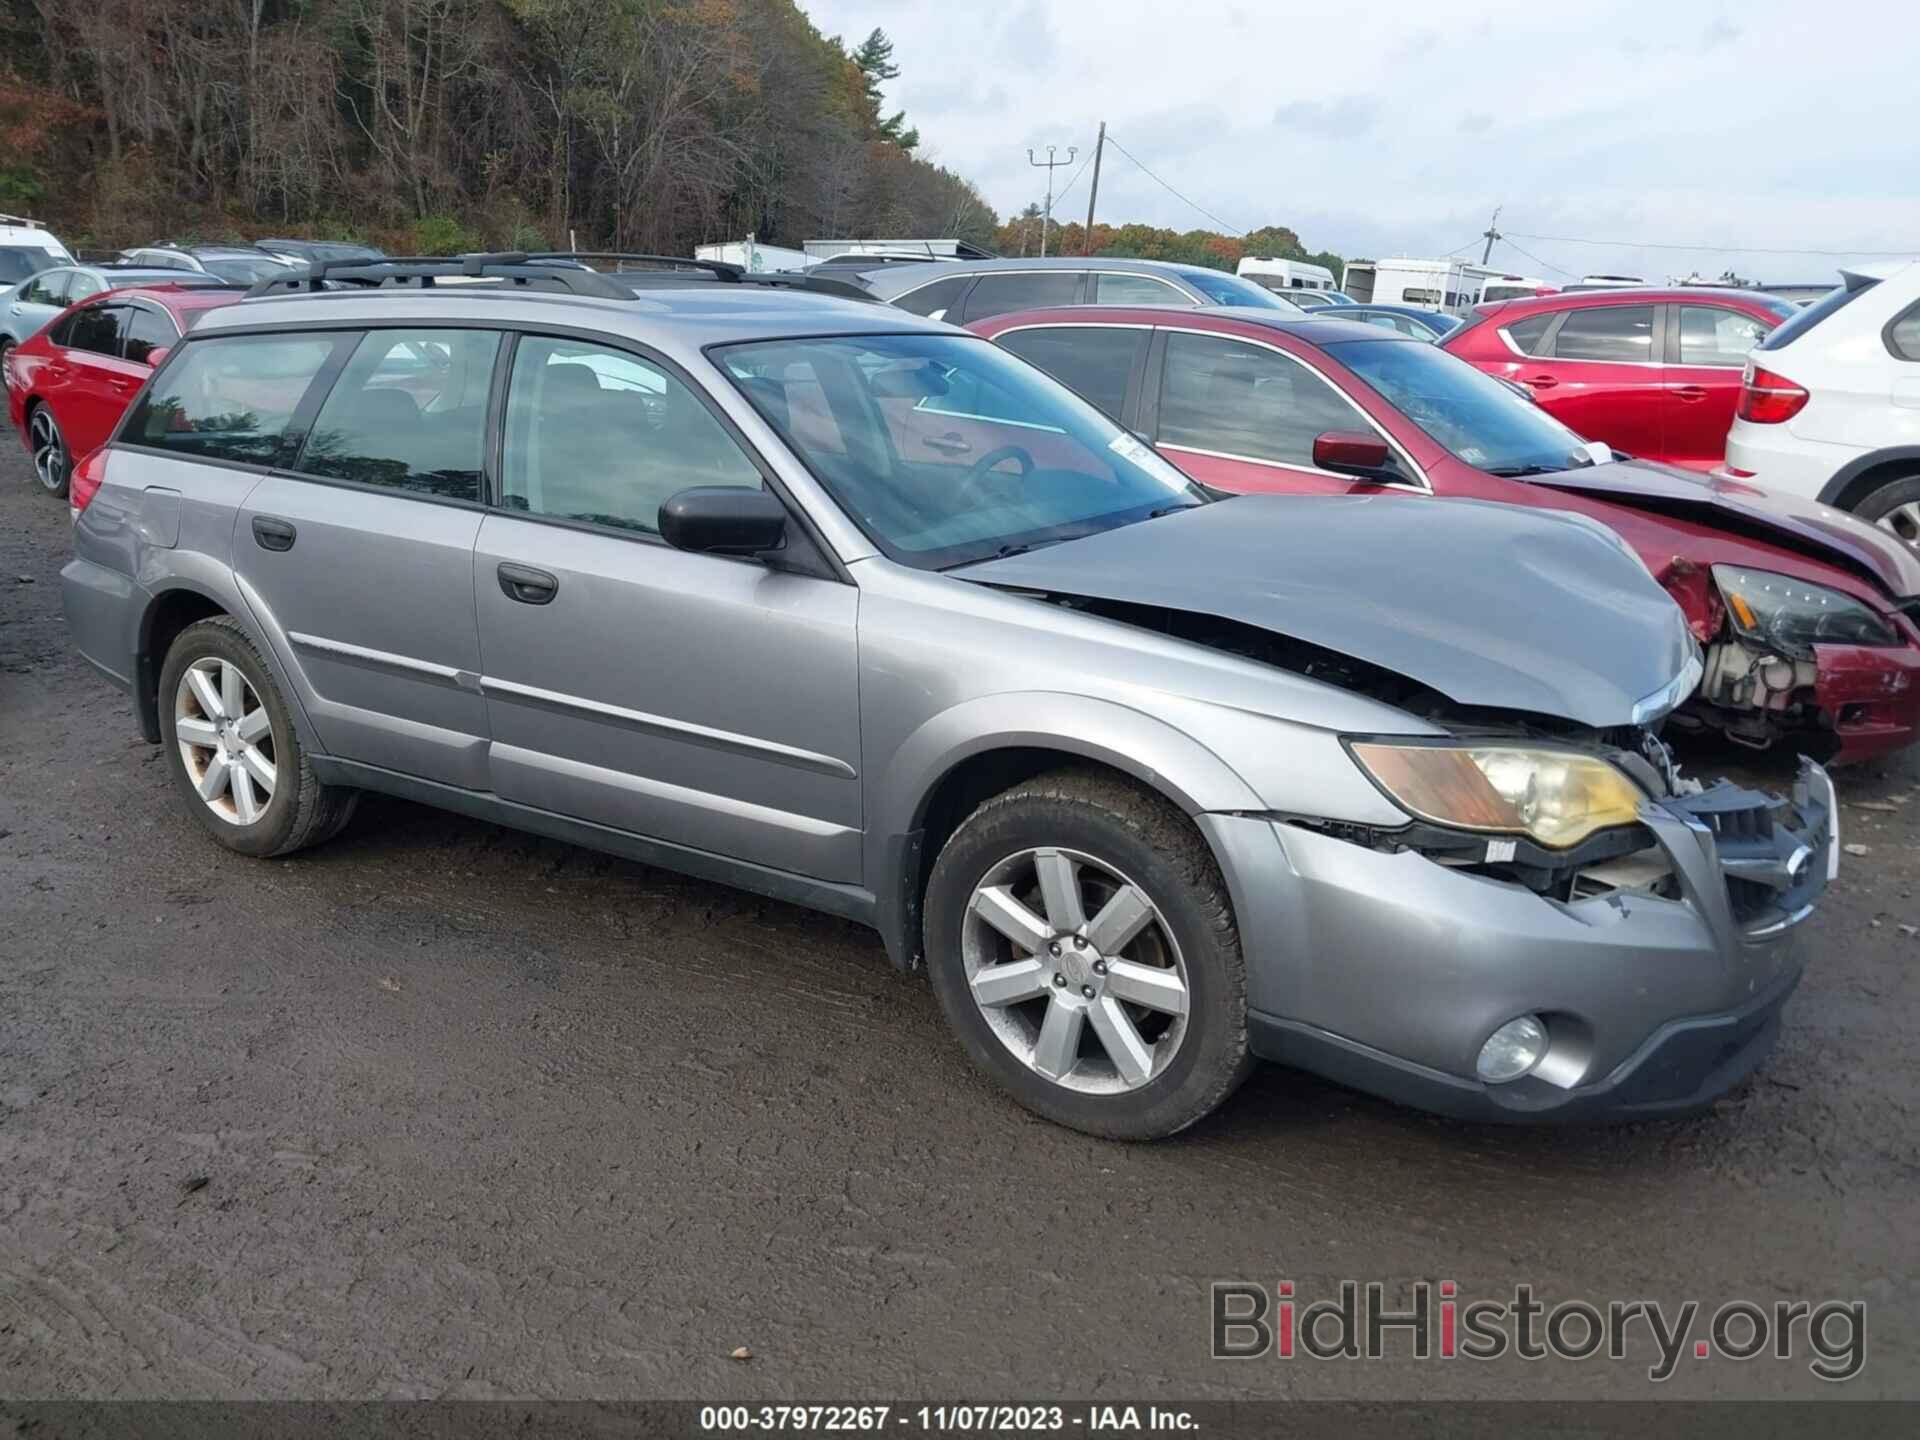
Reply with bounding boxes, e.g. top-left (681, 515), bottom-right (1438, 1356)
top-left (2, 441), bottom-right (1916, 1403)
